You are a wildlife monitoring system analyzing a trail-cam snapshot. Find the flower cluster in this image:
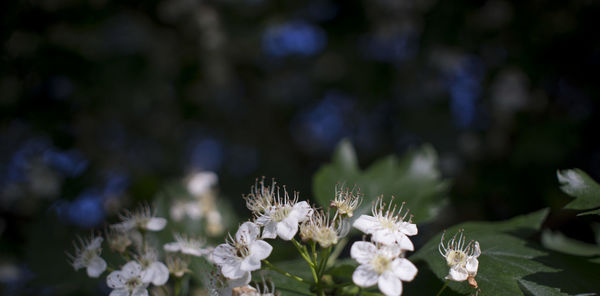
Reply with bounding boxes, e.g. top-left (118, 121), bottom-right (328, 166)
top-left (351, 196), bottom-right (419, 296)
top-left (438, 229), bottom-right (481, 288)
top-left (68, 204), bottom-right (212, 296)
